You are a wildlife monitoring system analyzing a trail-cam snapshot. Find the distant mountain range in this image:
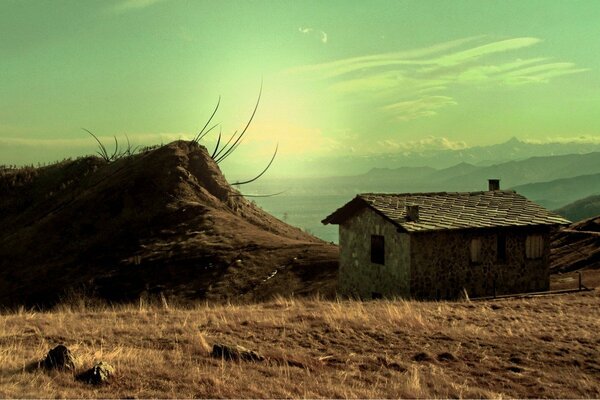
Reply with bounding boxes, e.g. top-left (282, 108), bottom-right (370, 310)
top-left (512, 173), bottom-right (600, 210)
top-left (297, 137), bottom-right (600, 177)
top-left (245, 151), bottom-right (600, 208)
